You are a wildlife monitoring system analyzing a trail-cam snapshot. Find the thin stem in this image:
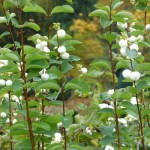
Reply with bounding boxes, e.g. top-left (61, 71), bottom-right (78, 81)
top-left (57, 35), bottom-right (67, 150)
top-left (47, 0), bottom-right (51, 39)
top-left (8, 92), bottom-right (13, 150)
top-left (130, 60), bottom-right (146, 150)
top-left (109, 0), bottom-right (121, 149)
top-left (18, 7), bottom-right (35, 150)
top-left (1, 0), bottom-right (16, 51)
